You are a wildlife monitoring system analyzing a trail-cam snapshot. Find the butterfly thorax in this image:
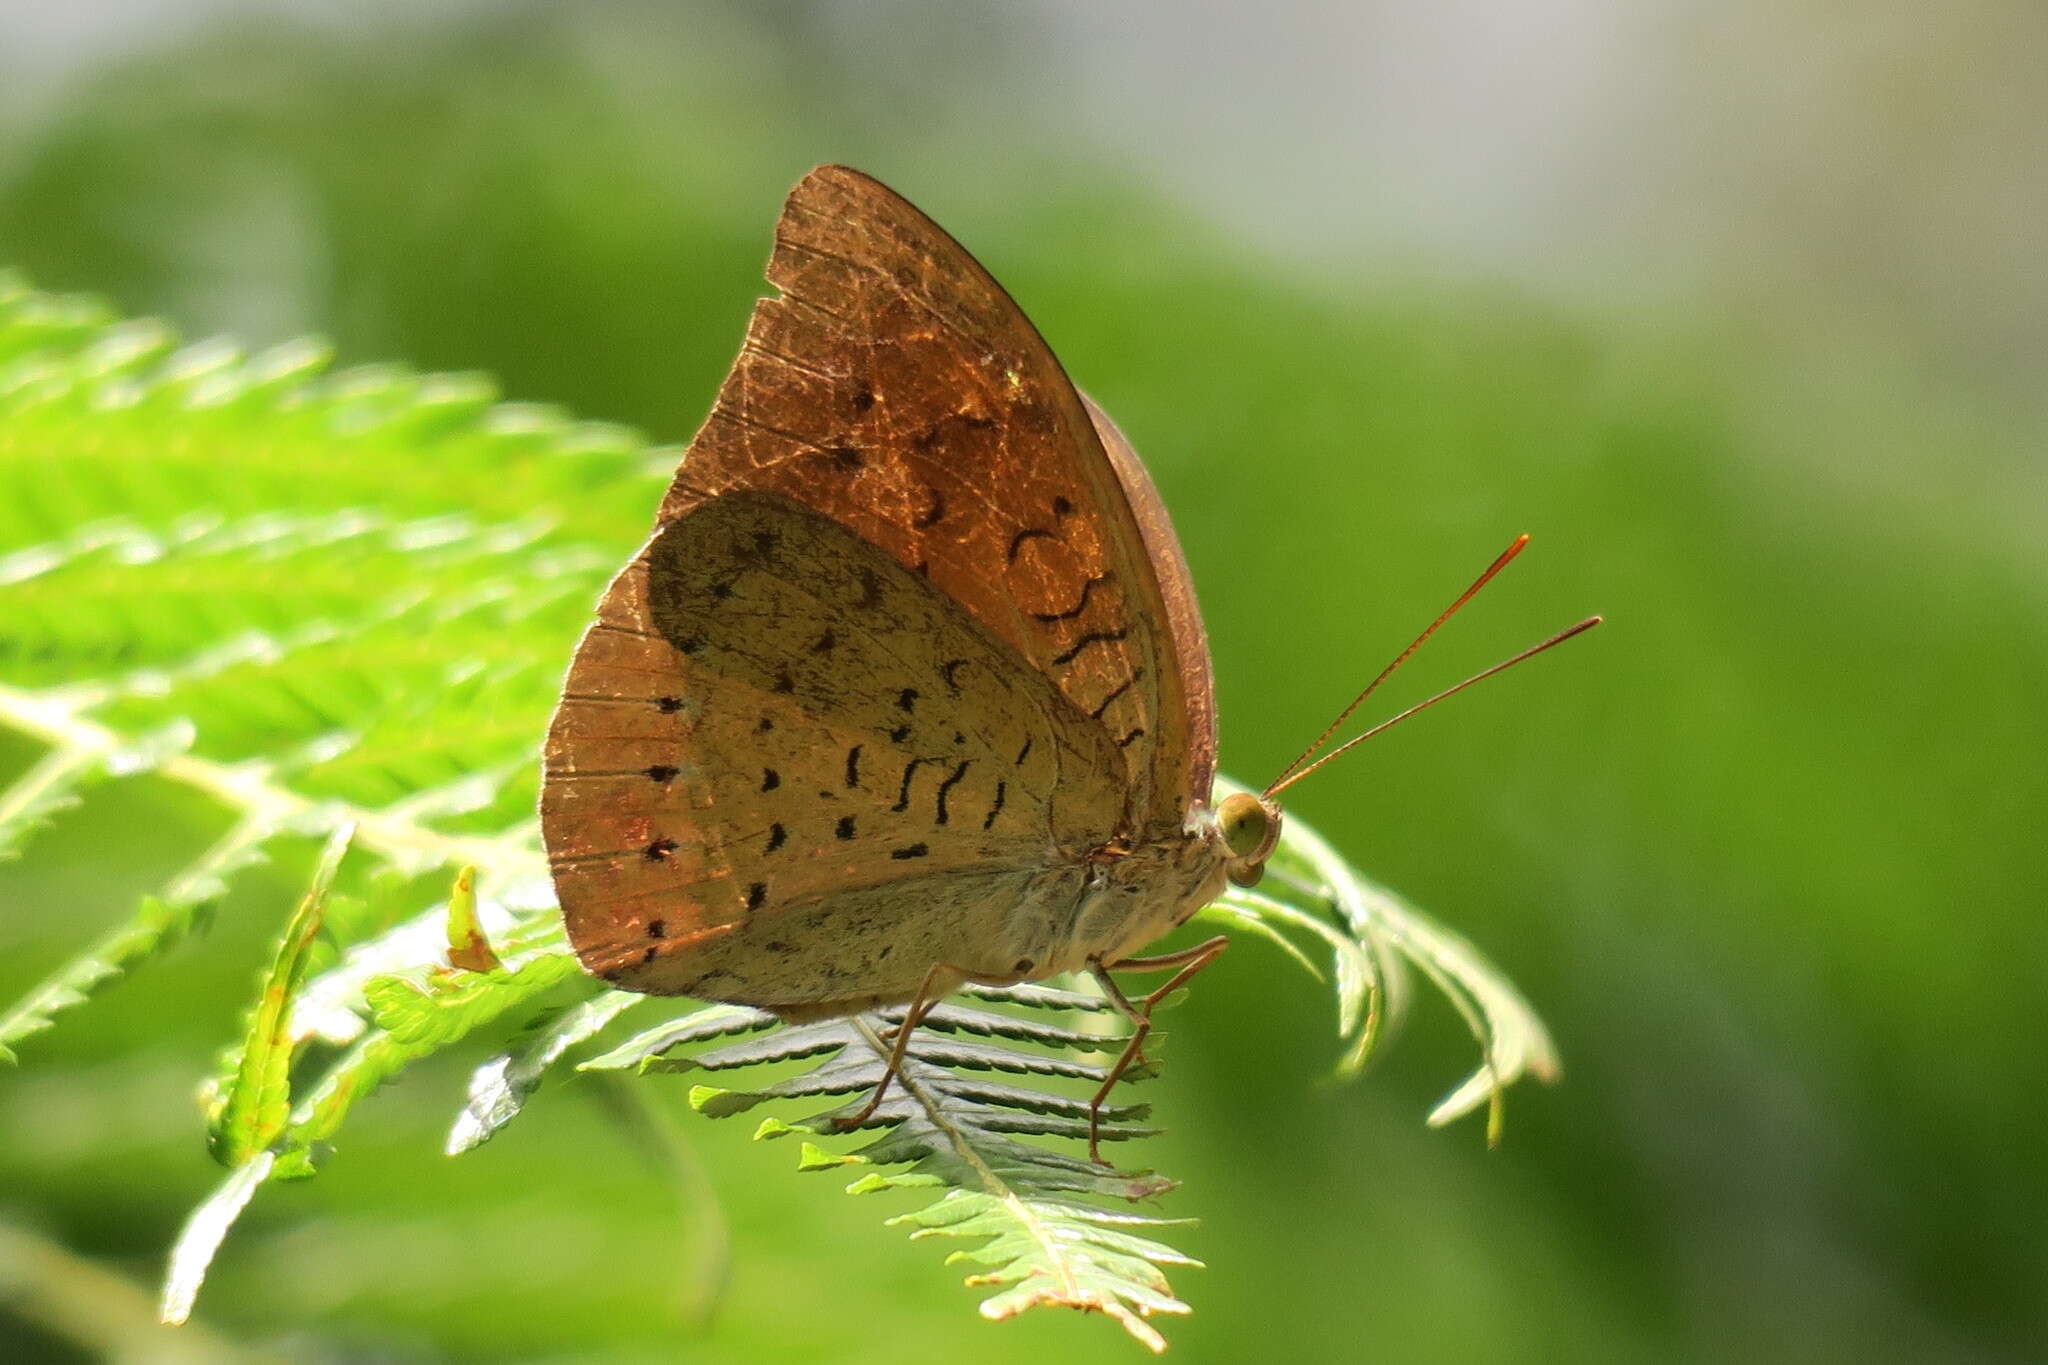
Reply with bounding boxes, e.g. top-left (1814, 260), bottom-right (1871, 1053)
top-left (1047, 809), bottom-right (1234, 974)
